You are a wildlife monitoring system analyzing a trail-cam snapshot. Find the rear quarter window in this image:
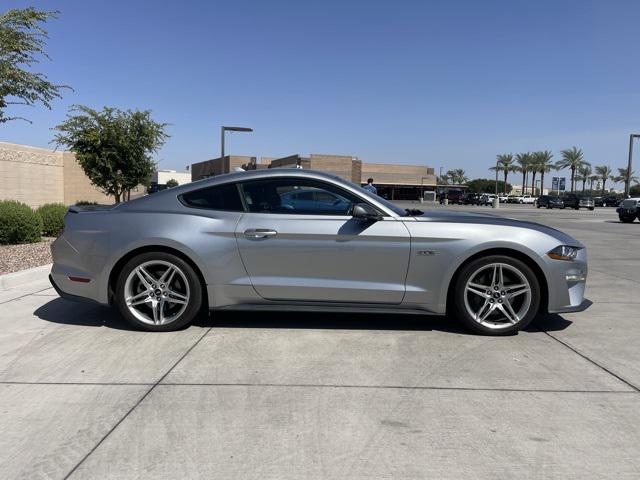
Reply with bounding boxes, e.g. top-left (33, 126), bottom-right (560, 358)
top-left (180, 183), bottom-right (244, 211)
